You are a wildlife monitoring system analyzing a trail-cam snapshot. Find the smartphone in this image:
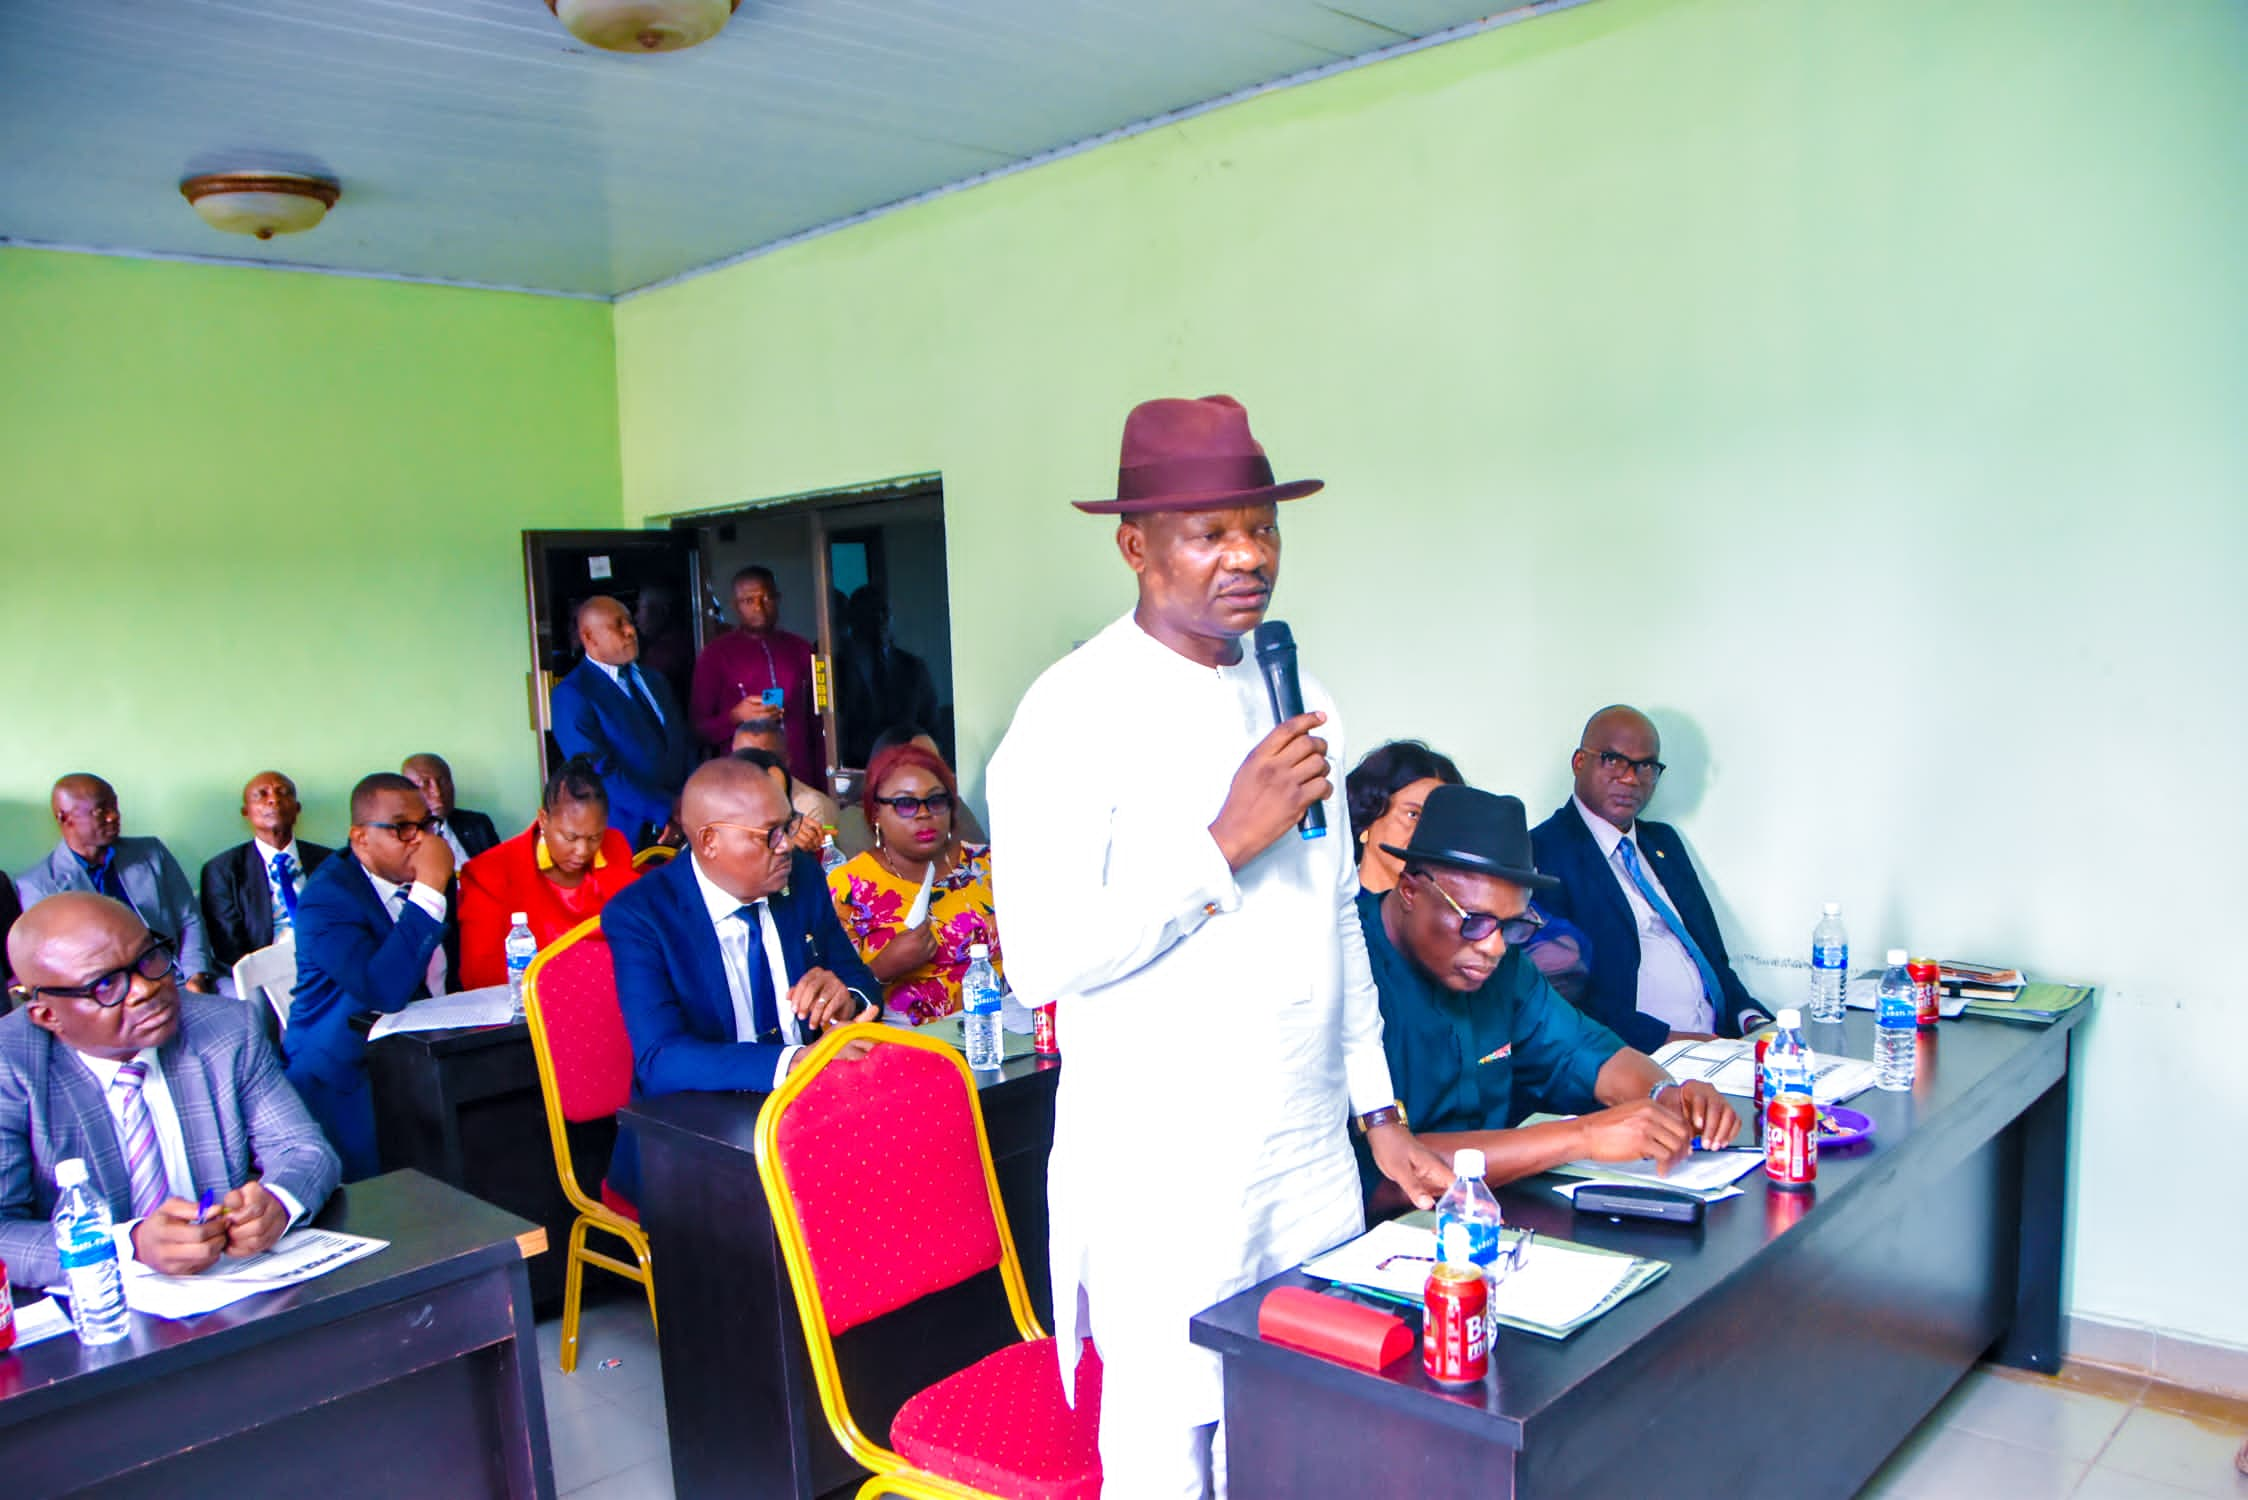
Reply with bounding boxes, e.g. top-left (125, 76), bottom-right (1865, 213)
top-left (761, 688), bottom-right (785, 708)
